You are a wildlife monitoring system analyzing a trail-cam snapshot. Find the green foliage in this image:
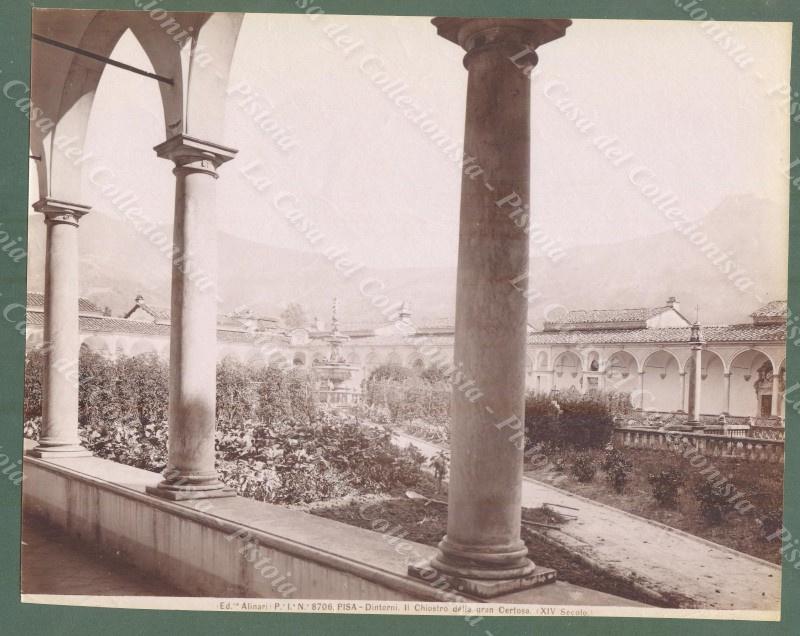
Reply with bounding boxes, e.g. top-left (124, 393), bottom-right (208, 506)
top-left (23, 348), bottom-right (429, 505)
top-left (420, 364), bottom-right (447, 383)
top-left (23, 350), bottom-right (44, 421)
top-left (693, 479), bottom-right (737, 525)
top-left (570, 453), bottom-right (597, 483)
top-left (280, 302), bottom-right (308, 329)
top-left (524, 392), bottom-right (615, 450)
top-left (648, 467), bottom-right (685, 508)
top-left (363, 372), bottom-right (450, 425)
top-left (429, 449), bottom-right (449, 492)
top-left (601, 449), bottom-right (634, 493)
top-left (368, 363), bottom-right (412, 383)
